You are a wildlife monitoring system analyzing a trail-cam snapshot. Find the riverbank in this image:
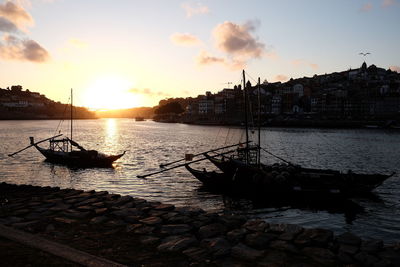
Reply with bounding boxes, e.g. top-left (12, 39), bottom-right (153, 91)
top-left (1, 182), bottom-right (400, 266)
